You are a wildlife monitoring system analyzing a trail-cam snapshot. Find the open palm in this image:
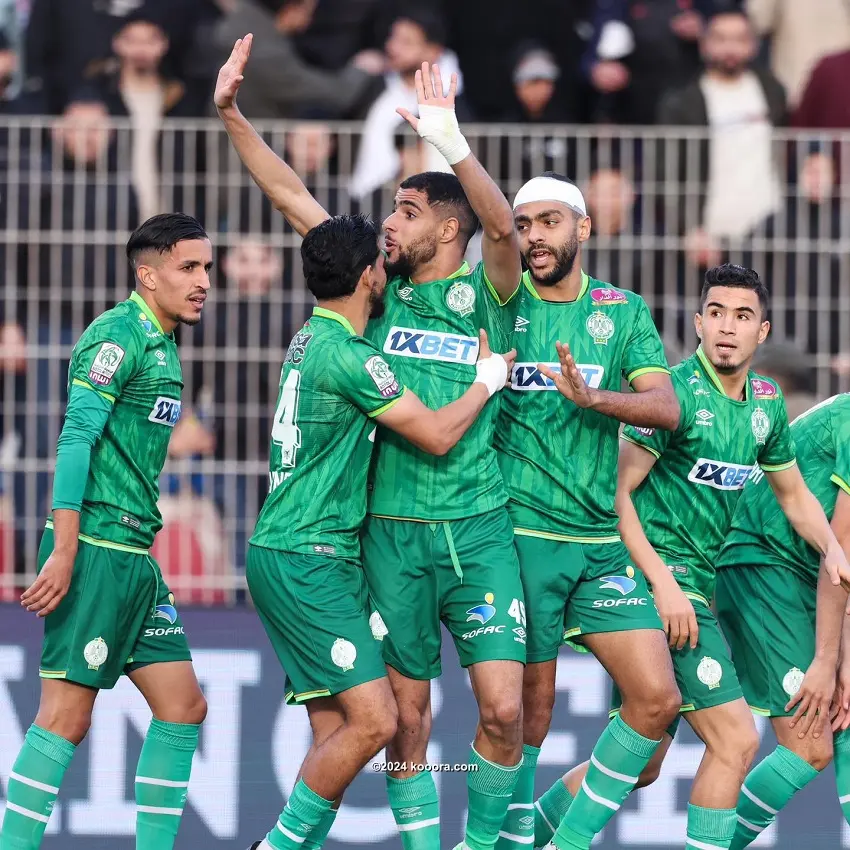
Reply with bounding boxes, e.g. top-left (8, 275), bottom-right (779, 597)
top-left (396, 61), bottom-right (458, 131)
top-left (214, 34), bottom-right (254, 110)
